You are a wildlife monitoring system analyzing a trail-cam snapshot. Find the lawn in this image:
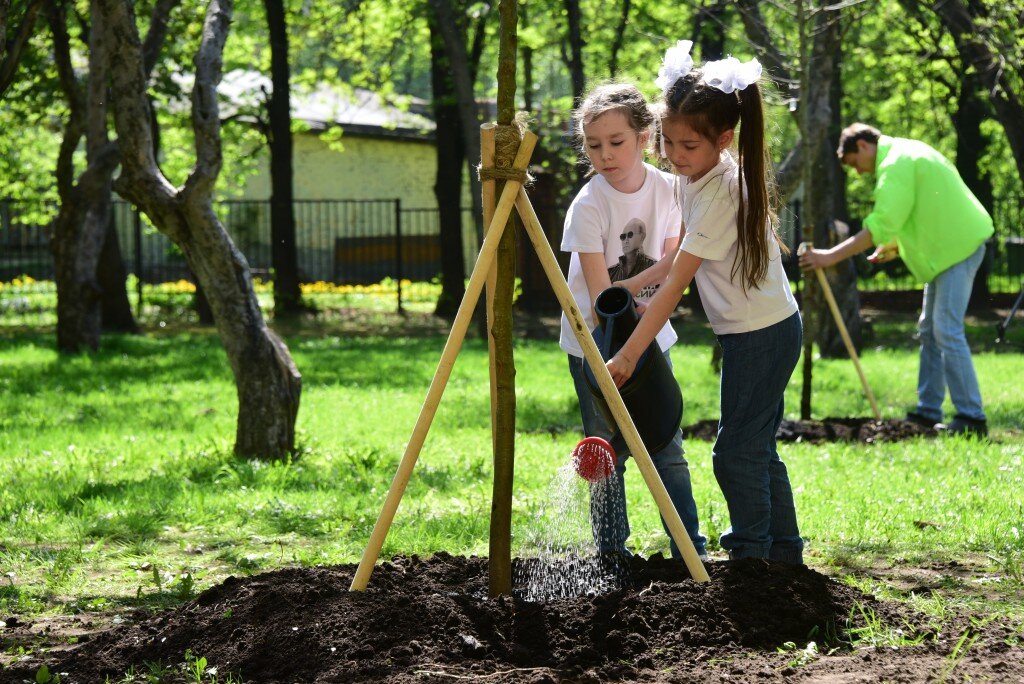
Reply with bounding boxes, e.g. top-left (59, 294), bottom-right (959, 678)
top-left (0, 311), bottom-right (1022, 669)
